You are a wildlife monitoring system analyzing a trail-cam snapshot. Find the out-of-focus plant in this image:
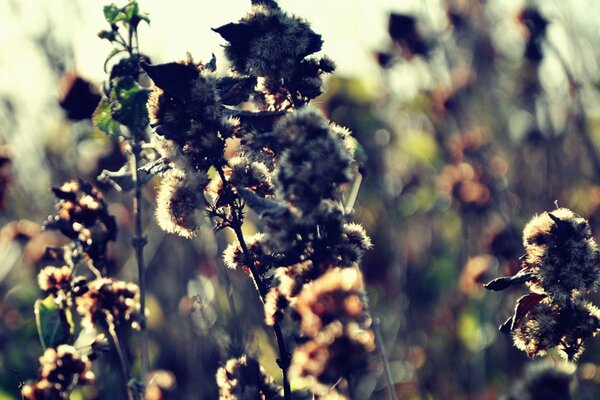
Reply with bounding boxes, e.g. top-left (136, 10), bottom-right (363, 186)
top-left (21, 179), bottom-right (141, 399)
